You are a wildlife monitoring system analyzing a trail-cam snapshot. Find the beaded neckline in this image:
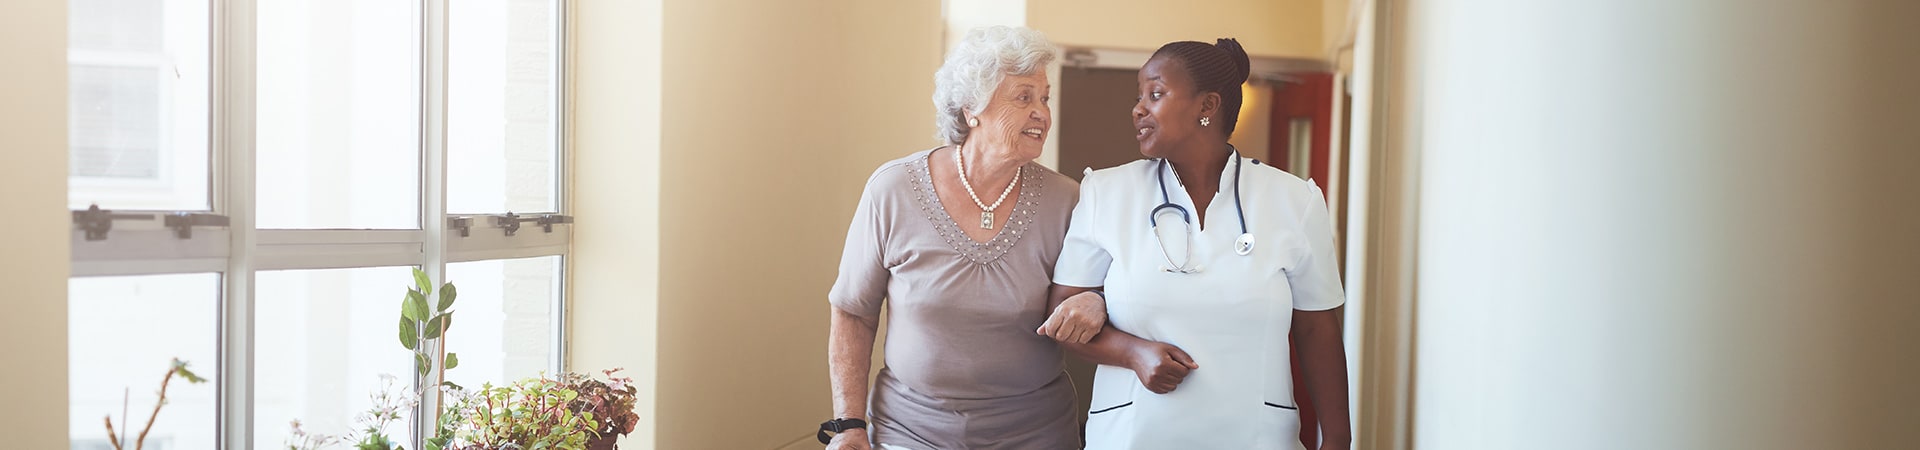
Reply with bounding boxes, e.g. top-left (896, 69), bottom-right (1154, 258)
top-left (905, 149), bottom-right (1044, 265)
